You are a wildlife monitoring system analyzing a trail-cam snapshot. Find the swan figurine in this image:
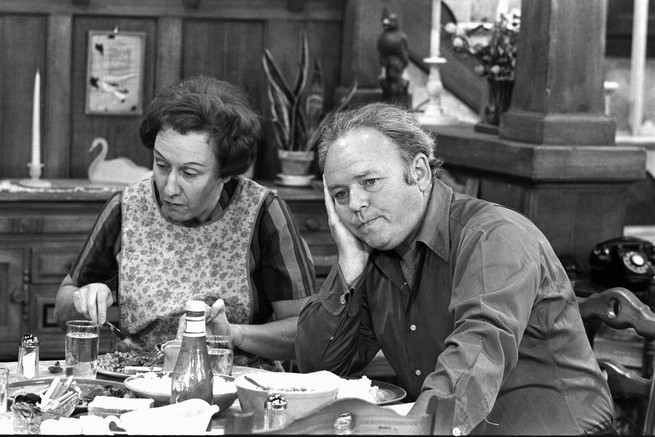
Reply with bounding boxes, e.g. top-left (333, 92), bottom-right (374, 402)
top-left (88, 137), bottom-right (153, 185)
